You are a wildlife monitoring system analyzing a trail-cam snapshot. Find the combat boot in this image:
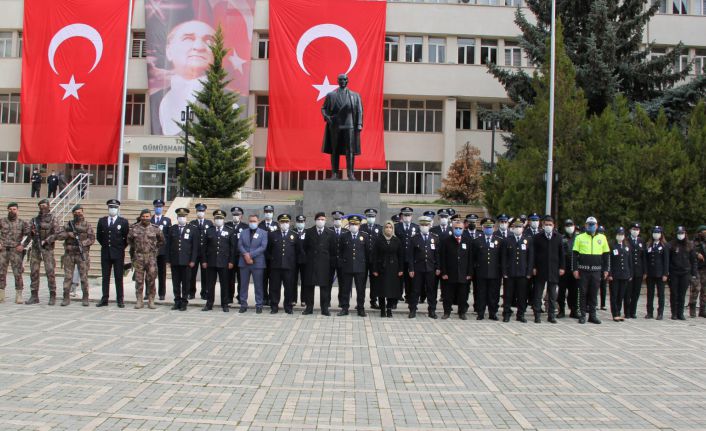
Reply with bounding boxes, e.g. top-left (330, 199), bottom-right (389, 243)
top-left (699, 307), bottom-right (706, 318)
top-left (60, 289), bottom-right (70, 306)
top-left (25, 290), bottom-right (39, 305)
top-left (588, 313), bottom-right (602, 324)
top-left (0, 288), bottom-right (4, 303)
top-left (135, 297), bottom-right (144, 309)
top-left (689, 303), bottom-right (696, 318)
top-left (48, 291), bottom-right (57, 306)
top-left (15, 289), bottom-right (23, 304)
top-left (81, 288), bottom-right (89, 306)
top-left (148, 296), bottom-right (156, 309)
